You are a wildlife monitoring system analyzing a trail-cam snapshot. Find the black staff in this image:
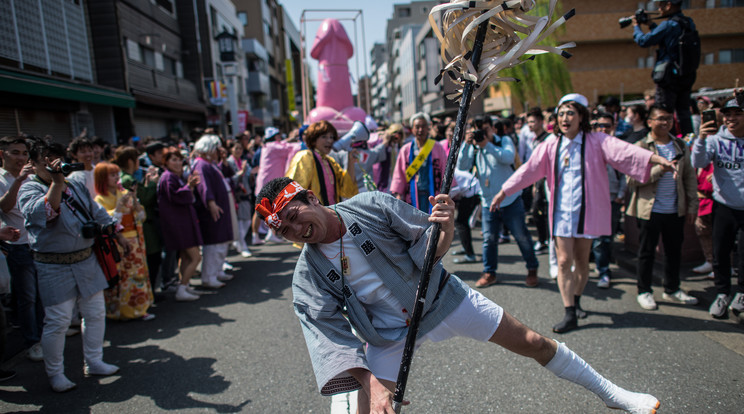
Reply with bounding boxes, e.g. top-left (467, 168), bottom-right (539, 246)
top-left (392, 18), bottom-right (491, 413)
